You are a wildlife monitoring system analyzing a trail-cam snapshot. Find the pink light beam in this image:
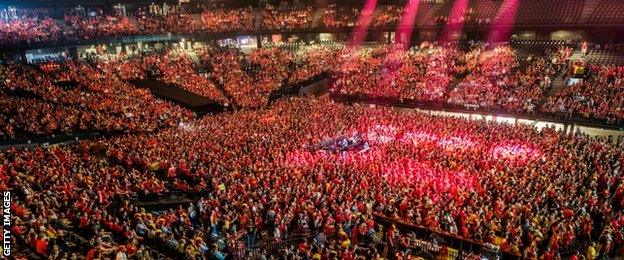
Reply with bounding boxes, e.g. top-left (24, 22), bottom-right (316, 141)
top-left (438, 0), bottom-right (469, 44)
top-left (486, 0), bottom-right (520, 45)
top-left (395, 0), bottom-right (421, 48)
top-left (349, 0), bottom-right (378, 47)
